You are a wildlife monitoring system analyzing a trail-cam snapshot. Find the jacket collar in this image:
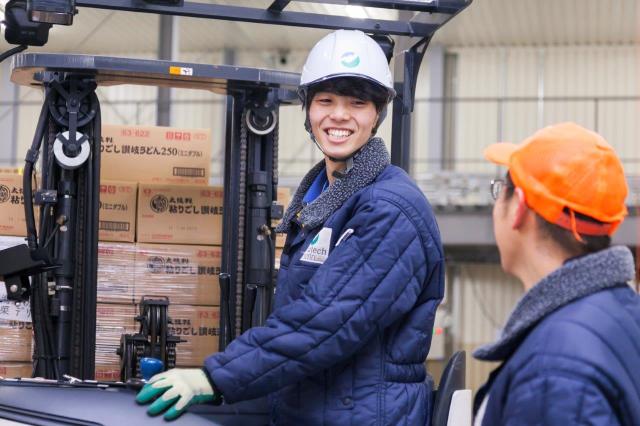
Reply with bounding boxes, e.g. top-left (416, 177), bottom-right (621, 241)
top-left (474, 245), bottom-right (636, 361)
top-left (275, 137), bottom-right (390, 234)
